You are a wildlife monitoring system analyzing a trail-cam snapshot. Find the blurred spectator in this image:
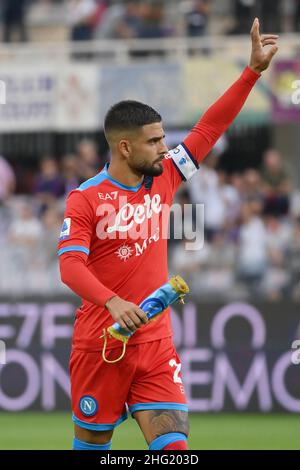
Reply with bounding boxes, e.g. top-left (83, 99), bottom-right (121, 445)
top-left (0, 196), bottom-right (67, 296)
top-left (229, 0), bottom-right (257, 35)
top-left (67, 0), bottom-right (98, 40)
top-left (197, 230), bottom-right (236, 298)
top-left (91, 0), bottom-right (108, 30)
top-left (184, 0), bottom-right (210, 37)
top-left (95, 1), bottom-right (139, 39)
top-left (102, 1), bottom-right (166, 40)
top-left (115, 1), bottom-right (143, 39)
top-left (230, 172), bottom-right (244, 195)
top-left (261, 149), bottom-right (291, 216)
top-left (207, 231), bottom-right (236, 270)
top-left (236, 199), bottom-right (267, 294)
top-left (61, 153), bottom-right (81, 194)
top-left (260, 0), bottom-right (281, 33)
top-left (41, 204), bottom-right (66, 293)
top-left (265, 215), bottom-right (291, 260)
top-left (8, 199), bottom-right (43, 249)
top-left (0, 155), bottom-right (16, 202)
top-left (261, 215), bottom-right (291, 300)
top-left (5, 199), bottom-right (45, 294)
top-left (0, 155), bottom-right (15, 247)
top-left (33, 156), bottom-right (65, 212)
top-left (77, 138), bottom-right (102, 181)
top-left (218, 170), bottom-right (241, 226)
top-left (241, 168), bottom-right (264, 202)
top-left (188, 152), bottom-right (229, 241)
top-left (41, 204), bottom-right (63, 263)
top-left (294, 0), bottom-right (300, 31)
top-left (138, 1), bottom-right (165, 38)
top-left (2, 0), bottom-right (28, 43)
top-left (289, 217), bottom-right (300, 300)
top-left (171, 231), bottom-right (210, 289)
